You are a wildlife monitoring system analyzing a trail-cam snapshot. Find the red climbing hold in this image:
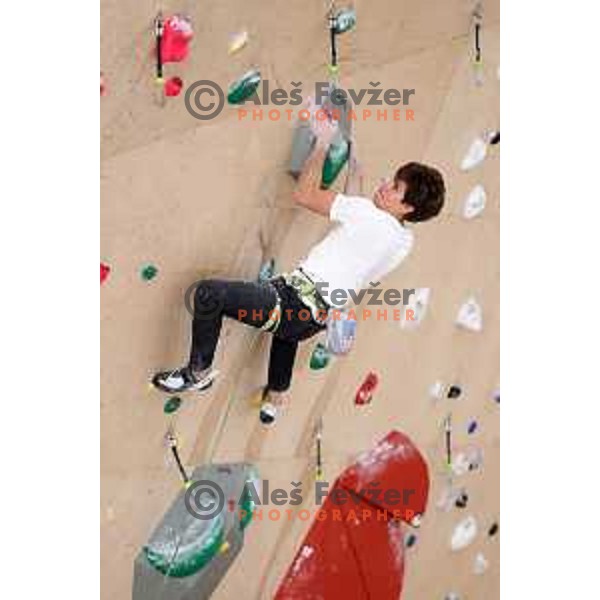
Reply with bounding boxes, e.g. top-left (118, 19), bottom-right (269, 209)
top-left (100, 262), bottom-right (111, 284)
top-left (355, 372), bottom-right (379, 405)
top-left (160, 16), bottom-right (194, 64)
top-left (164, 76), bottom-right (184, 97)
top-left (274, 430), bottom-right (430, 600)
